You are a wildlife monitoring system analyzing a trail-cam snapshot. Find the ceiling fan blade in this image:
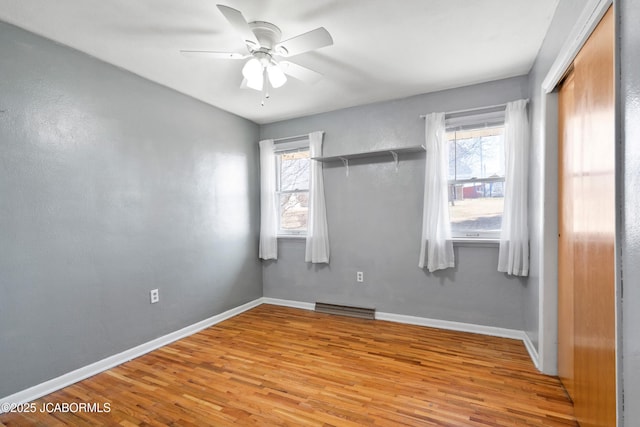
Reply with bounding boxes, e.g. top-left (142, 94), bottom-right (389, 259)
top-left (275, 27), bottom-right (333, 57)
top-left (180, 50), bottom-right (248, 59)
top-left (279, 61), bottom-right (323, 84)
top-left (216, 4), bottom-right (259, 47)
